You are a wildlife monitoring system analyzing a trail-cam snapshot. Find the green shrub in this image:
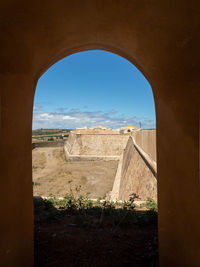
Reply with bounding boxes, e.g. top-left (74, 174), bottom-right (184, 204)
top-left (34, 188), bottom-right (158, 227)
top-left (146, 197), bottom-right (157, 211)
top-left (33, 182), bottom-right (40, 186)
